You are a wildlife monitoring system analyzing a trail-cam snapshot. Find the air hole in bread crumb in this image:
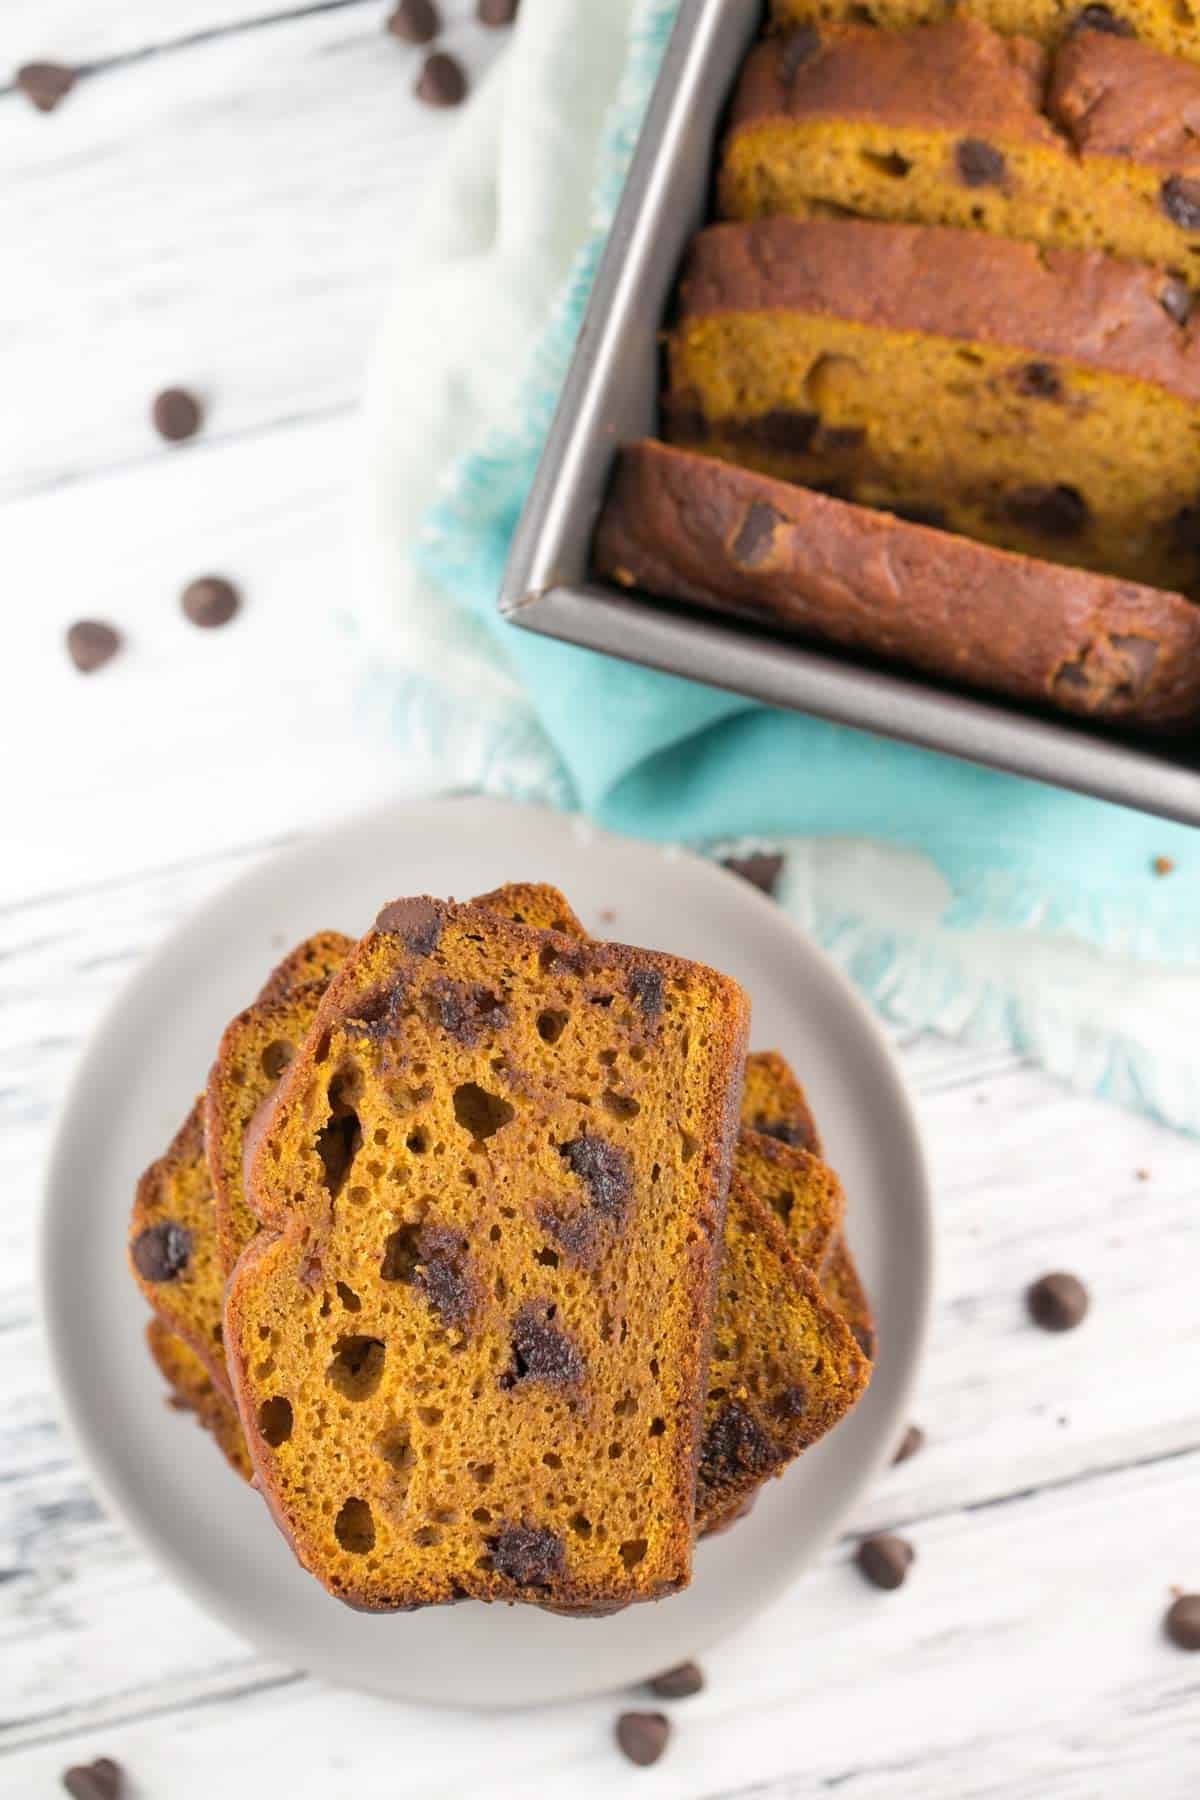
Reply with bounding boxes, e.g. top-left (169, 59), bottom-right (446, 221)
top-left (613, 1394), bottom-right (637, 1418)
top-left (418, 1405), bottom-right (444, 1427)
top-left (597, 1048), bottom-right (618, 1067)
top-left (629, 1045), bottom-right (646, 1063)
top-left (620, 1537), bottom-right (648, 1569)
top-left (602, 1090), bottom-right (640, 1121)
top-left (375, 1425), bottom-right (414, 1479)
top-left (469, 1461), bottom-right (495, 1485)
top-left (571, 1512), bottom-right (592, 1537)
top-left (536, 1008), bottom-right (570, 1044)
top-left (543, 1452), bottom-right (563, 1470)
top-left (334, 1496), bottom-right (374, 1554)
top-left (258, 1396), bottom-right (293, 1446)
top-left (315, 1107), bottom-right (361, 1198)
top-left (649, 1417), bottom-right (665, 1436)
top-left (536, 1246), bottom-right (559, 1268)
top-left (406, 1127), bottom-right (429, 1154)
top-left (326, 1335), bottom-right (385, 1400)
top-left (452, 1083), bottom-right (516, 1140)
top-left (413, 1525), bottom-right (441, 1547)
top-left (336, 1282), bottom-right (361, 1312)
top-left (261, 1039), bottom-right (293, 1079)
top-left (680, 1130), bottom-right (698, 1162)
